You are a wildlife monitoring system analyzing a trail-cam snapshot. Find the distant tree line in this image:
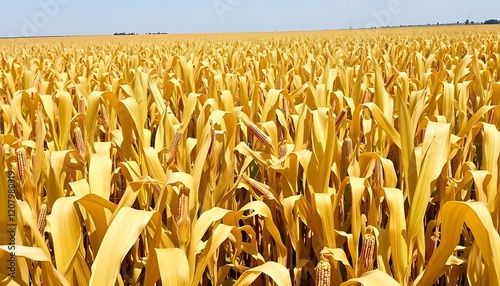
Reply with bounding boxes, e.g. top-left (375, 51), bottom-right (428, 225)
top-left (113, 32), bottom-right (137, 35)
top-left (113, 32), bottom-right (169, 35)
top-left (372, 18), bottom-right (500, 29)
top-left (464, 18), bottom-right (500, 25)
top-left (484, 19), bottom-right (500, 24)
